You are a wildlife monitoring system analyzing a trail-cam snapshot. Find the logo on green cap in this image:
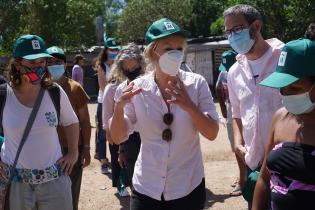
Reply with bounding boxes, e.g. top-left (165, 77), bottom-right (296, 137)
top-left (32, 40), bottom-right (41, 50)
top-left (278, 51), bottom-right (287, 67)
top-left (164, 22), bottom-right (175, 30)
